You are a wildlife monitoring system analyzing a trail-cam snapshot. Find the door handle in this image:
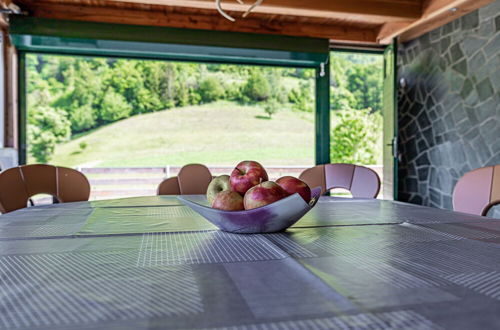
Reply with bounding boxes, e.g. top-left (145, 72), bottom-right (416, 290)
top-left (386, 137), bottom-right (398, 158)
top-left (392, 137), bottom-right (398, 159)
